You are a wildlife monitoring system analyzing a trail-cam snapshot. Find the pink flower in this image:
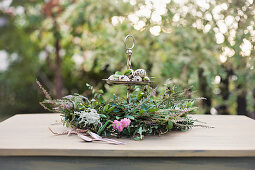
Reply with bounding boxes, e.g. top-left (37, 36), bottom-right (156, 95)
top-left (65, 104), bottom-right (69, 109)
top-left (120, 118), bottom-right (131, 128)
top-left (112, 118), bottom-right (131, 132)
top-left (112, 120), bottom-right (124, 132)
